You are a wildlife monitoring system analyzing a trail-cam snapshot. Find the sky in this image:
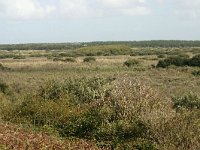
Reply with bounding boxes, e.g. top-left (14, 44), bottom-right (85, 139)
top-left (0, 0), bottom-right (200, 44)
